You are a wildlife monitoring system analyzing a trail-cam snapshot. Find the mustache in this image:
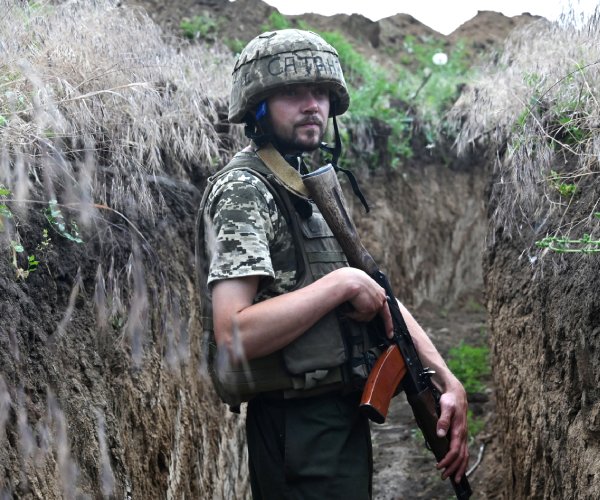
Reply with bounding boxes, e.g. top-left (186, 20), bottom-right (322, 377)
top-left (295, 117), bottom-right (323, 127)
